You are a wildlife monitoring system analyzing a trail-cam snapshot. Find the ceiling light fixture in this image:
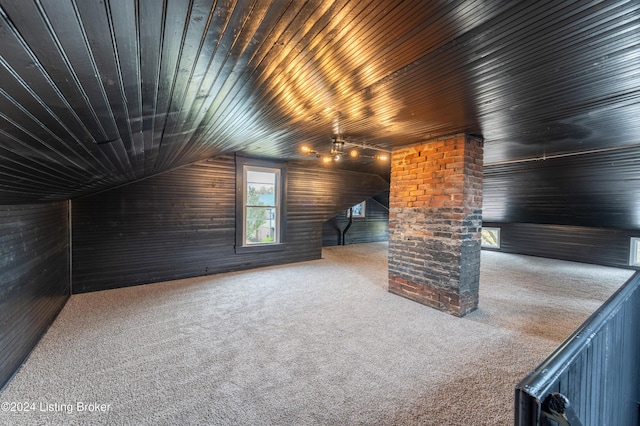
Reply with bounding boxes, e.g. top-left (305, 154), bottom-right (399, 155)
top-left (330, 136), bottom-right (345, 161)
top-left (300, 111), bottom-right (391, 163)
top-left (300, 136), bottom-right (390, 164)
